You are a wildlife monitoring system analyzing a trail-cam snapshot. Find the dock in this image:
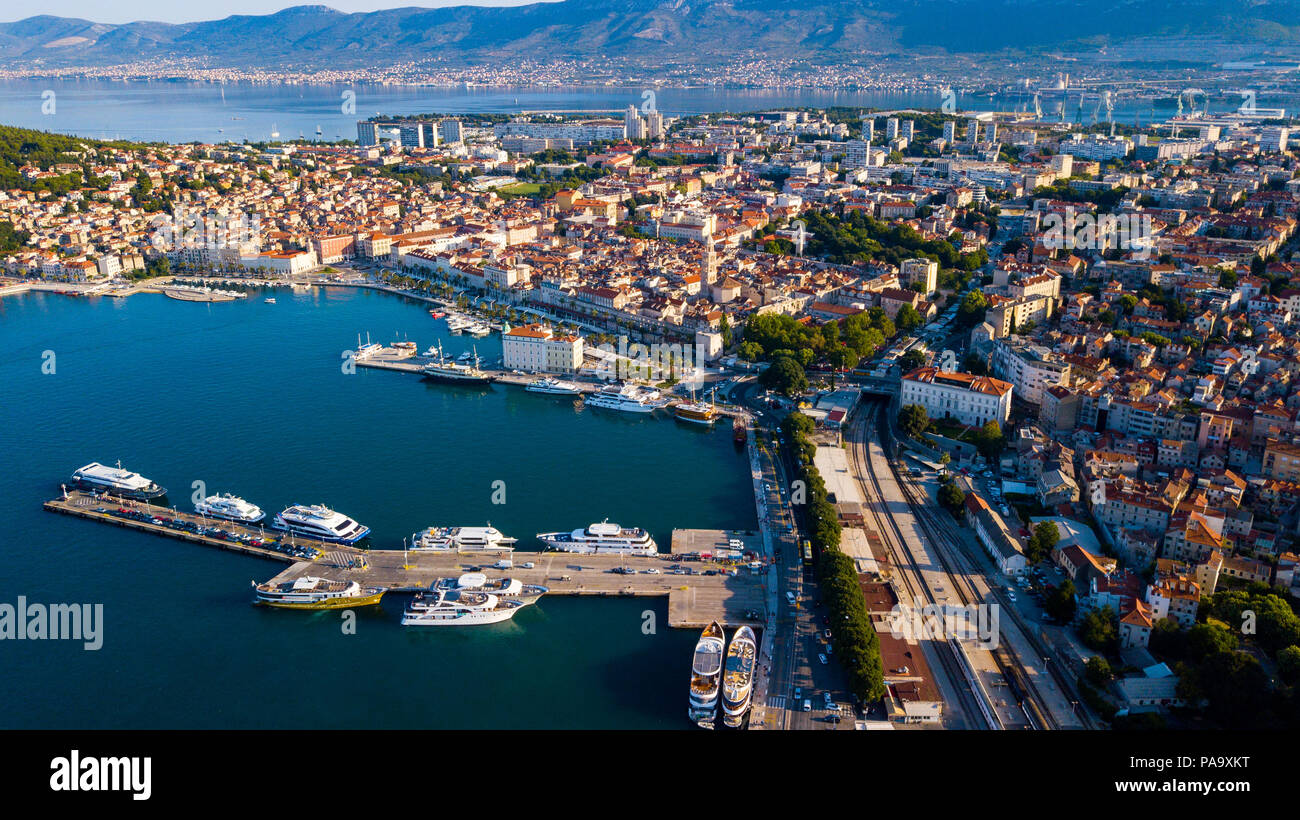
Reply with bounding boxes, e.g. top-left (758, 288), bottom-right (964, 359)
top-left (44, 491), bottom-right (767, 628)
